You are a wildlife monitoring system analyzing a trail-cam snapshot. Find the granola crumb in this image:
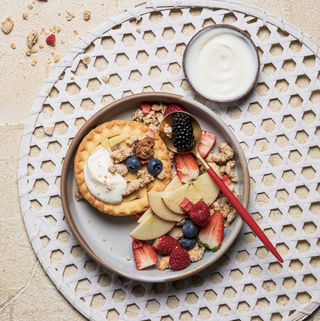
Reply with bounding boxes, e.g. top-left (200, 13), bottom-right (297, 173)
top-left (58, 12), bottom-right (61, 16)
top-left (87, 219), bottom-right (90, 222)
top-left (66, 11), bottom-right (75, 21)
top-left (31, 47), bottom-right (38, 53)
top-left (157, 169), bottom-right (167, 180)
top-left (74, 30), bottom-right (78, 35)
top-left (70, 76), bottom-right (75, 80)
top-left (27, 4), bottom-right (33, 10)
top-left (61, 39), bottom-right (65, 44)
top-left (102, 238), bottom-right (106, 242)
top-left (83, 10), bottom-right (91, 20)
top-left (26, 50), bottom-right (31, 56)
top-left (11, 43), bottom-right (16, 49)
top-left (56, 26), bottom-right (61, 33)
top-left (54, 55), bottom-right (61, 63)
top-left (164, 124), bottom-right (172, 138)
top-left (126, 255), bottom-right (131, 261)
top-left (101, 75), bottom-right (108, 83)
top-left (31, 59), bottom-right (37, 66)
top-left (27, 30), bottom-right (38, 49)
top-left (74, 185), bottom-right (84, 200)
top-left (136, 27), bottom-right (141, 33)
top-left (39, 43), bottom-right (44, 49)
top-left (82, 55), bottom-right (91, 65)
top-left (1, 17), bottom-right (14, 34)
top-left (5, 122), bottom-right (8, 125)
top-left (158, 256), bottom-right (170, 270)
top-left (110, 247), bottom-right (112, 250)
top-left (44, 126), bottom-right (54, 135)
top-left (22, 12), bottom-right (28, 20)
